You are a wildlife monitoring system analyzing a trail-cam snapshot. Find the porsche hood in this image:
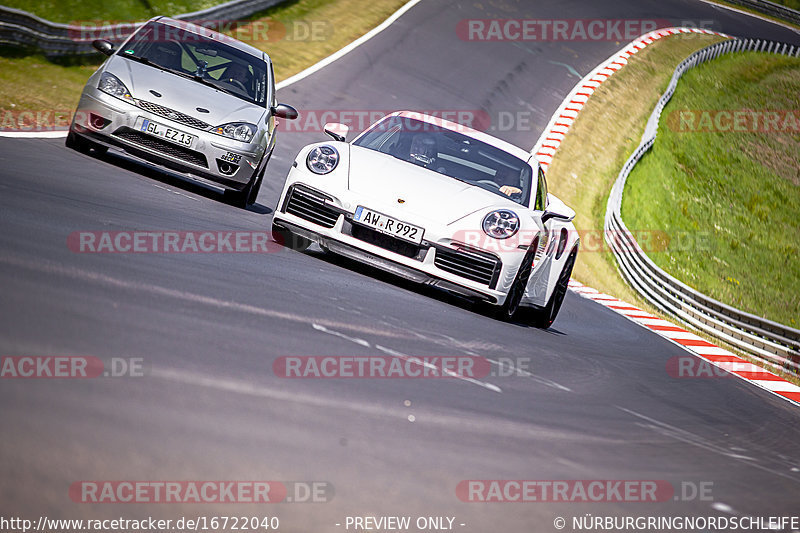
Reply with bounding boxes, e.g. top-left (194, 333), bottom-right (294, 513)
top-left (345, 145), bottom-right (521, 225)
